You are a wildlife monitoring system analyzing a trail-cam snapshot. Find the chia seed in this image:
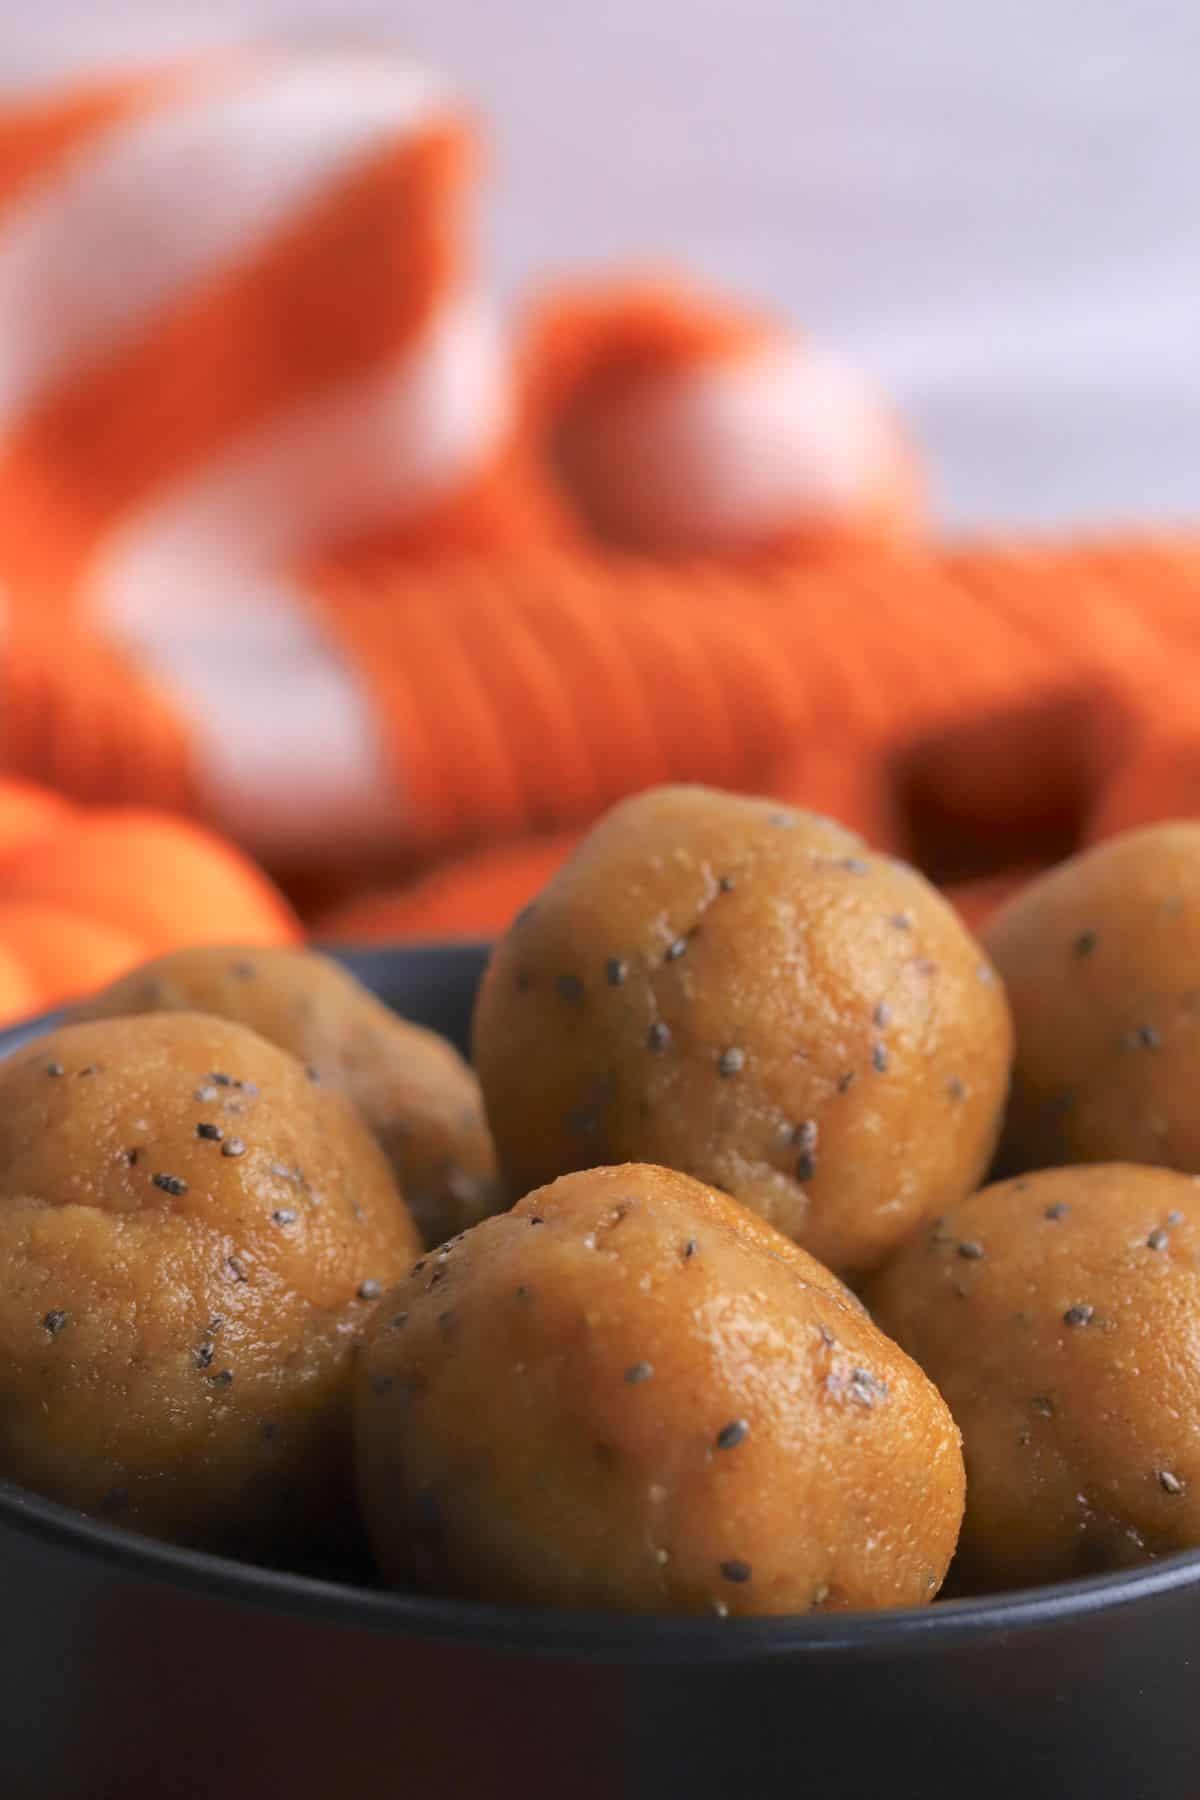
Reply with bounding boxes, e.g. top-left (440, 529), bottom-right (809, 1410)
top-left (1045, 1203), bottom-right (1069, 1221)
top-left (1148, 1228), bottom-right (1169, 1251)
top-left (849, 1368), bottom-right (887, 1407)
top-left (715, 1419), bottom-right (748, 1451)
top-left (720, 1559), bottom-right (752, 1584)
top-left (717, 1047), bottom-right (745, 1077)
top-left (871, 1042), bottom-right (889, 1073)
top-left (606, 958), bottom-right (628, 987)
top-left (665, 937), bottom-right (688, 961)
top-left (648, 1022), bottom-right (671, 1052)
top-left (358, 1279), bottom-right (382, 1301)
top-left (1159, 1470), bottom-right (1185, 1495)
top-left (43, 1310), bottom-right (68, 1335)
top-left (152, 1173), bottom-right (187, 1196)
top-left (957, 1240), bottom-right (985, 1260)
top-left (196, 1122), bottom-right (223, 1141)
top-left (221, 1139), bottom-right (246, 1159)
top-left (45, 1063), bottom-right (63, 1078)
top-left (624, 1362), bottom-right (654, 1384)
top-left (1073, 929), bottom-right (1098, 958)
top-left (873, 1002), bottom-right (892, 1028)
top-left (1063, 1304), bottom-right (1094, 1328)
top-left (273, 1209), bottom-right (297, 1225)
top-left (557, 974), bottom-right (584, 1001)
